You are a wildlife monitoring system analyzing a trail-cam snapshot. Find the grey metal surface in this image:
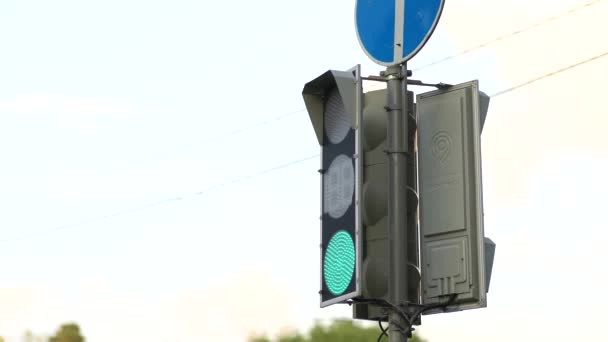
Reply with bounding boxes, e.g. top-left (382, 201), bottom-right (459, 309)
top-left (355, 65), bottom-right (364, 304)
top-left (386, 64), bottom-right (409, 342)
top-left (417, 80), bottom-right (487, 313)
top-left (393, 0), bottom-right (405, 62)
top-left (484, 237), bottom-right (495, 292)
top-left (303, 68), bottom-right (364, 308)
top-left (353, 88), bottom-right (390, 322)
top-left (303, 70), bottom-right (358, 145)
top-left (405, 91), bottom-right (421, 306)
